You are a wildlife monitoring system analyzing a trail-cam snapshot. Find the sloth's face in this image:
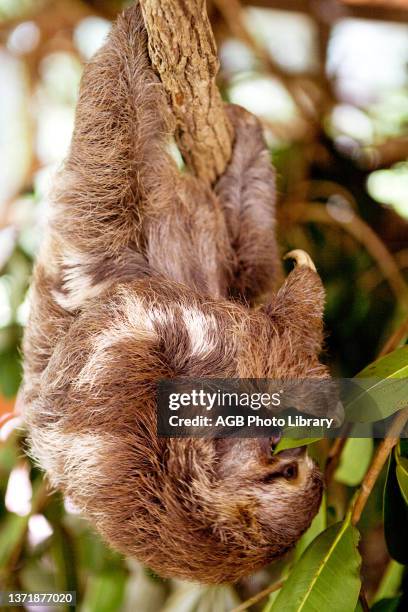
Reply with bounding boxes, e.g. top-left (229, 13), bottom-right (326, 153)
top-left (146, 436), bottom-right (324, 583)
top-left (213, 438), bottom-right (323, 559)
